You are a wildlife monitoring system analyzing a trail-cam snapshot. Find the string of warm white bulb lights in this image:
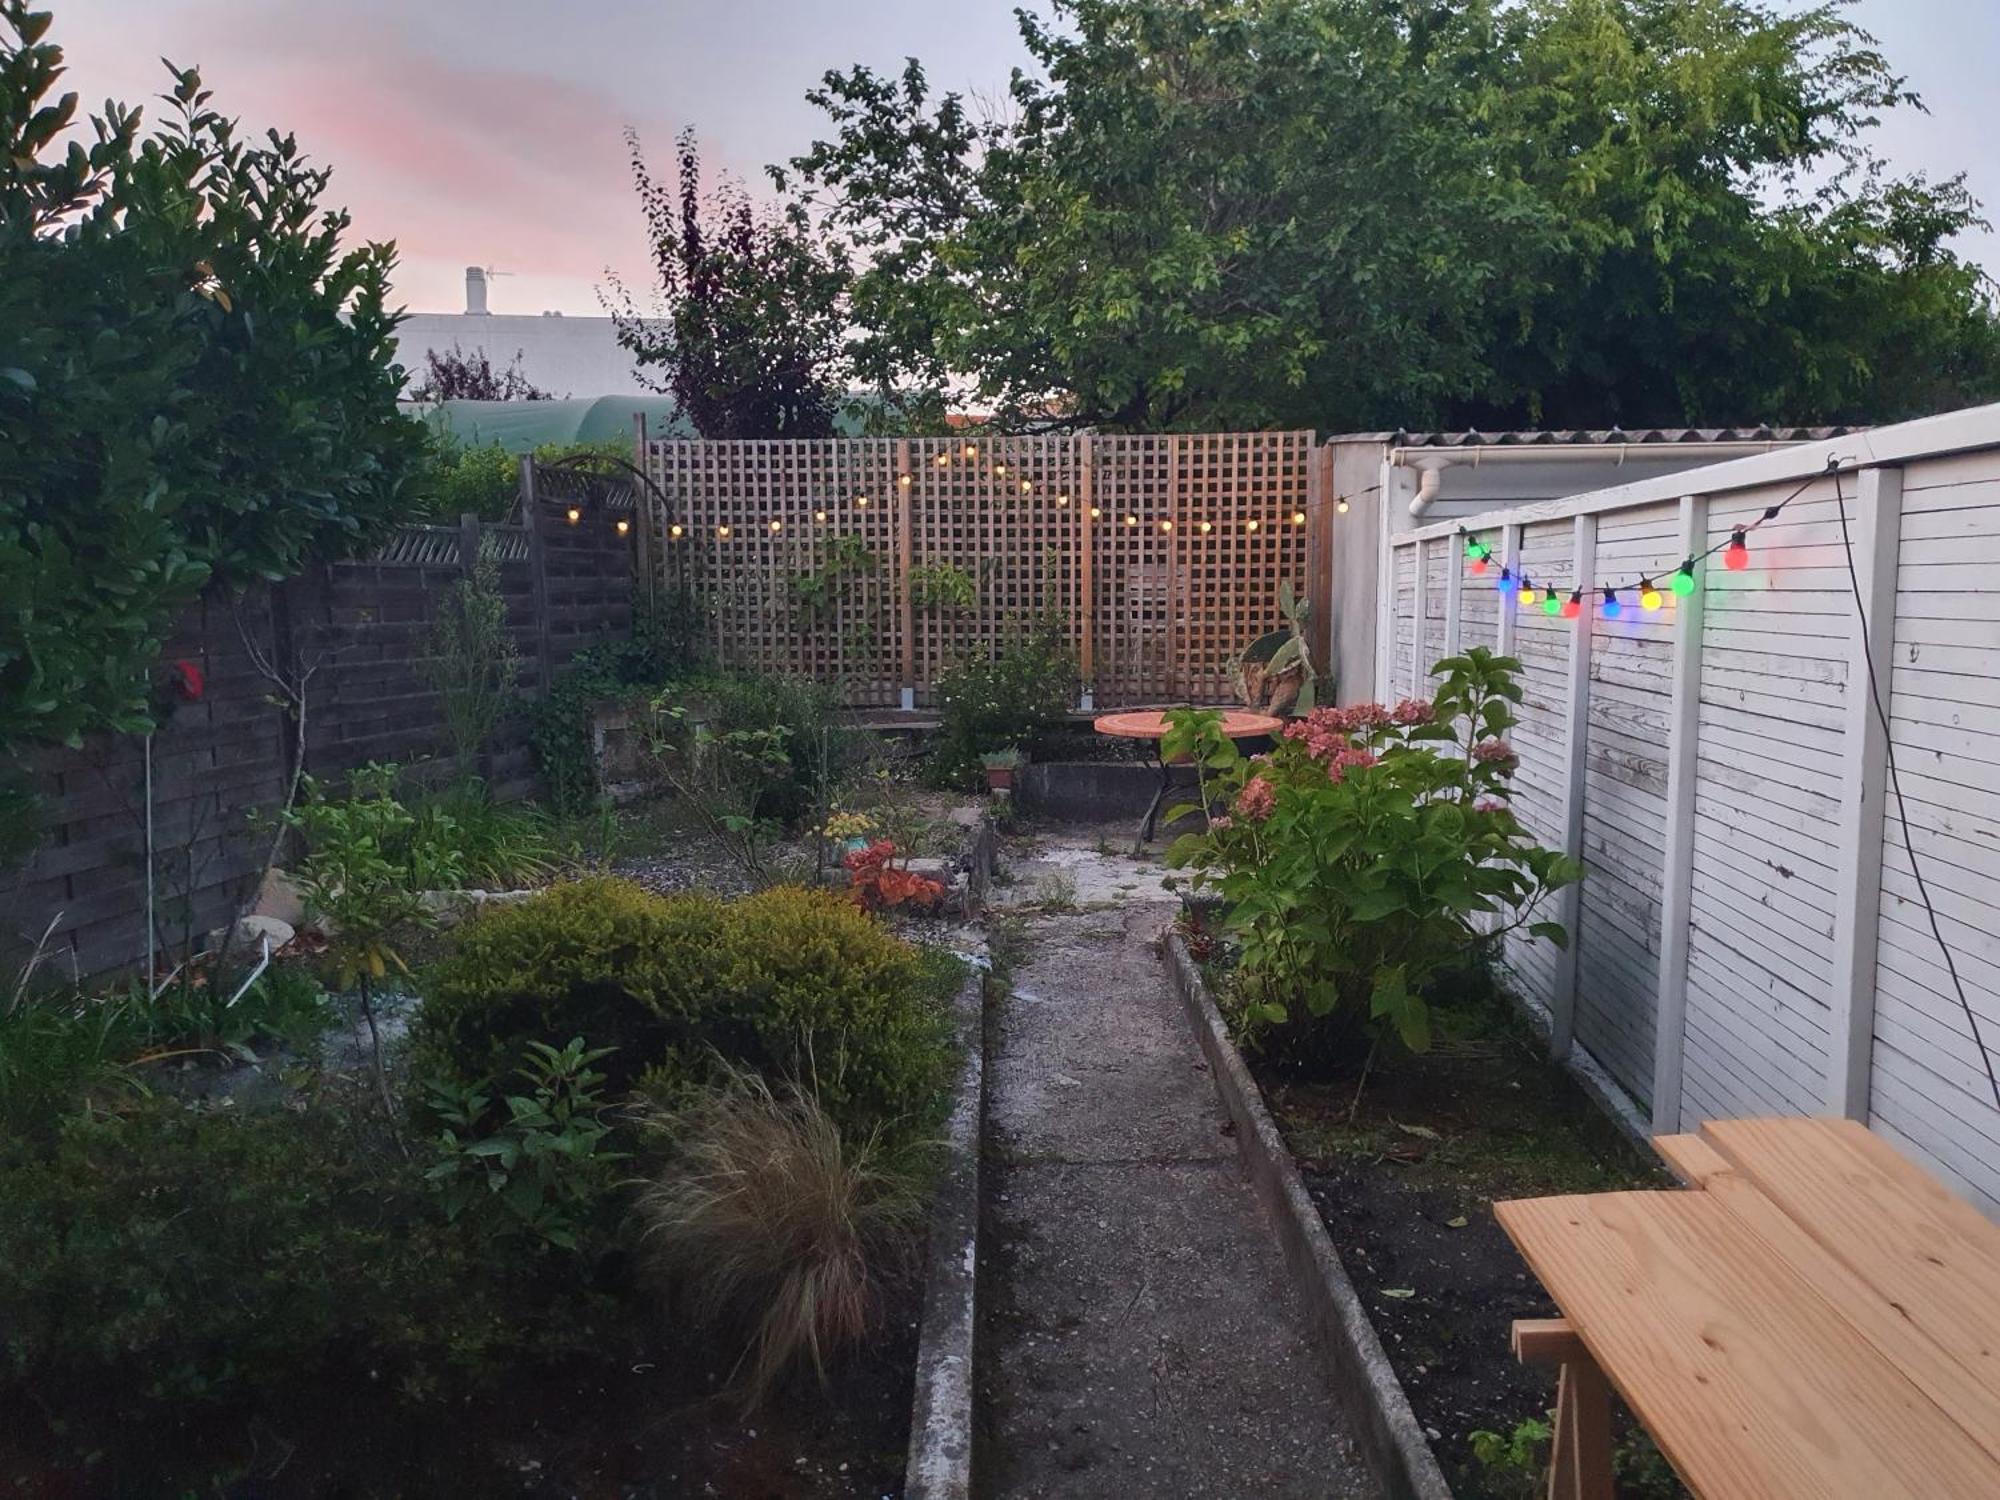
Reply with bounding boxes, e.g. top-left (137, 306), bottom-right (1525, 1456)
top-left (1459, 458), bottom-right (1841, 620)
